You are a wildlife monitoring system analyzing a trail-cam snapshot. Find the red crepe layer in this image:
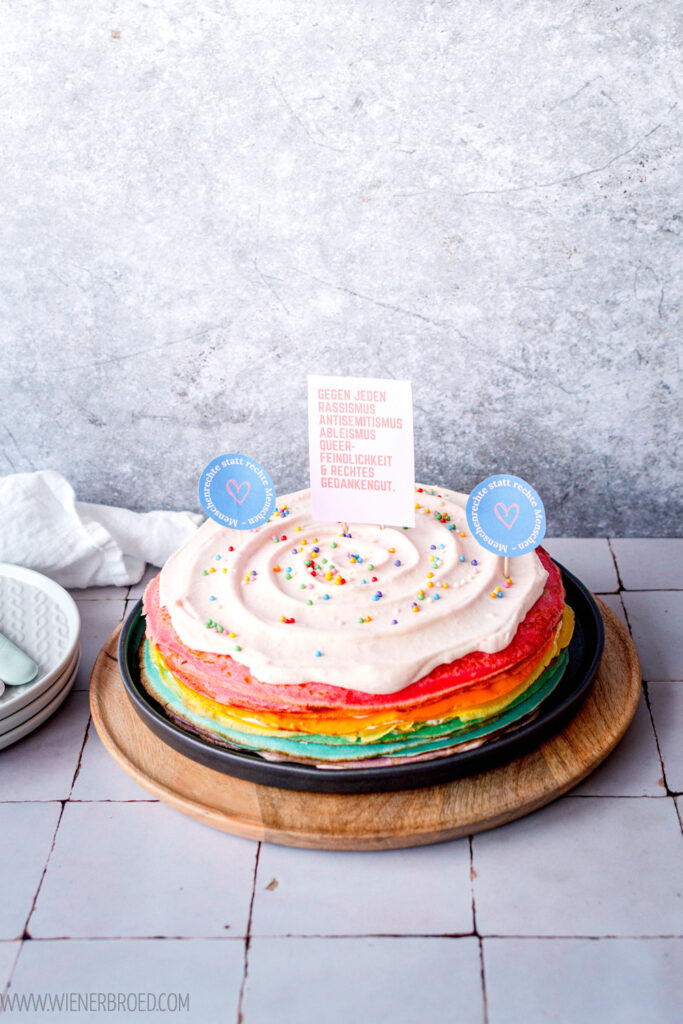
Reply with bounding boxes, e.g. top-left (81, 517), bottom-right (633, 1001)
top-left (143, 549), bottom-right (565, 713)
